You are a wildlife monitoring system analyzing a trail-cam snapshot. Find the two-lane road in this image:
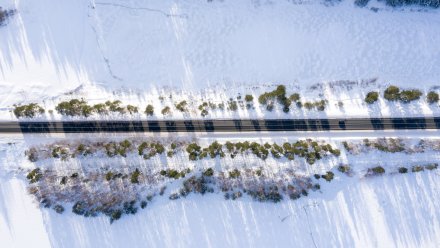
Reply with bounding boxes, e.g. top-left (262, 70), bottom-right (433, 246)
top-left (0, 117), bottom-right (439, 133)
